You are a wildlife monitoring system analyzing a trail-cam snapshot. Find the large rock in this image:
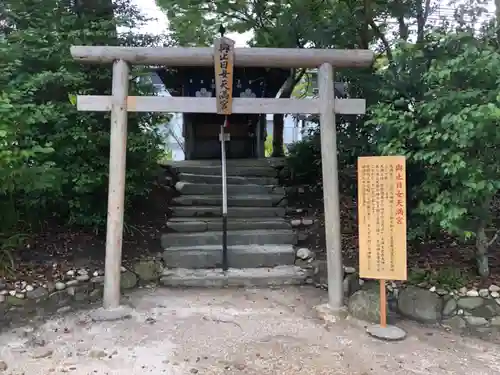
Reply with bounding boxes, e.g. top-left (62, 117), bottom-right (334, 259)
top-left (343, 273), bottom-right (361, 297)
top-left (120, 270), bottom-right (138, 289)
top-left (133, 259), bottom-right (163, 282)
top-left (348, 289), bottom-right (385, 323)
top-left (397, 286), bottom-right (443, 323)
